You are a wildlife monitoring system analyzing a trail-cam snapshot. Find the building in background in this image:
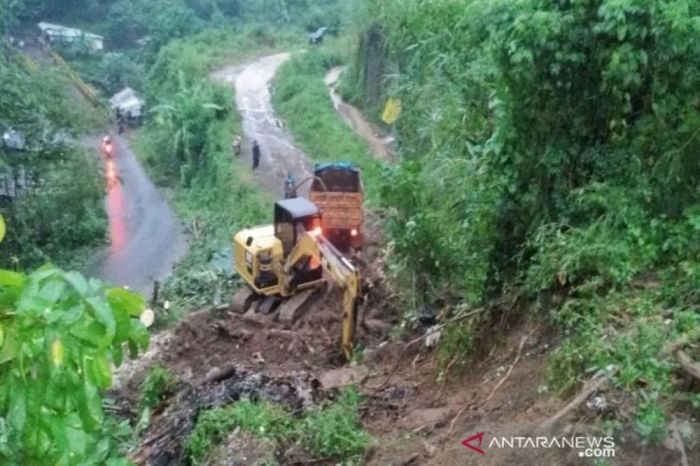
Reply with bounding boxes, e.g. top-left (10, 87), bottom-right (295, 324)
top-left (37, 22), bottom-right (104, 52)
